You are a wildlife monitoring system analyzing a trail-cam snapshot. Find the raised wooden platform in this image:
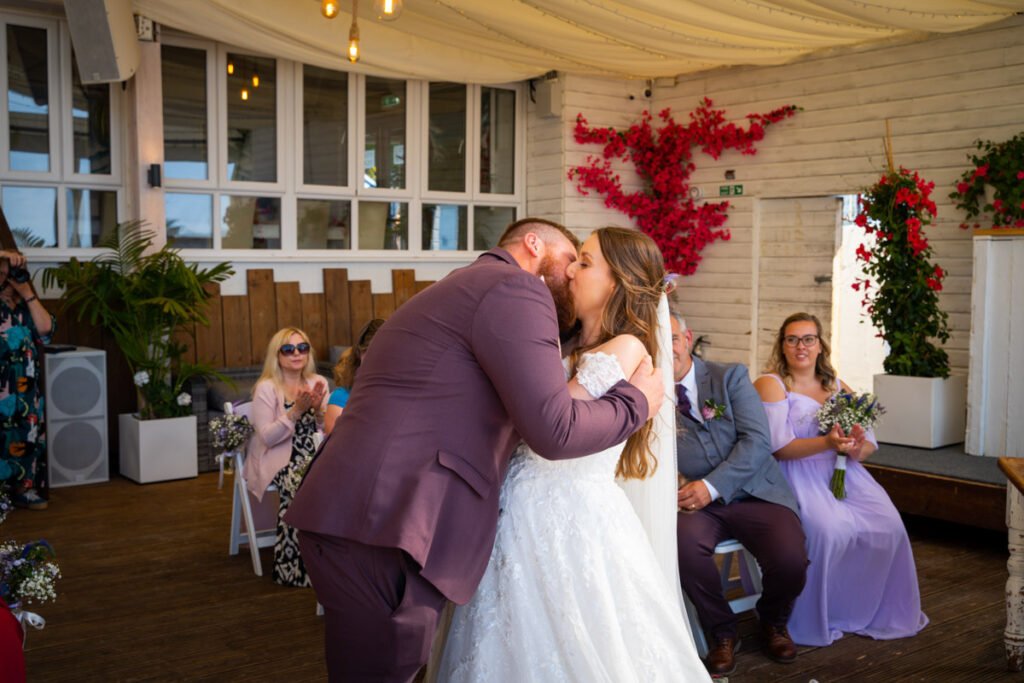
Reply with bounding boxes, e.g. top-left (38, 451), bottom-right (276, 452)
top-left (1, 473), bottom-right (1017, 681)
top-left (865, 442), bottom-right (1006, 531)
